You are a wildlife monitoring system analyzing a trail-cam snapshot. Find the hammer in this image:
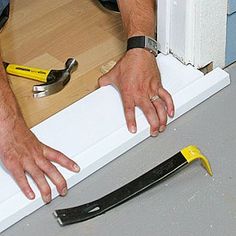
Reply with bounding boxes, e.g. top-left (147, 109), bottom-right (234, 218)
top-left (3, 58), bottom-right (78, 98)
